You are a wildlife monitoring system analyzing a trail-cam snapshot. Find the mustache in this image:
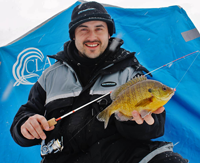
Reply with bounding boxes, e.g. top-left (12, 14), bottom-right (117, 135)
top-left (83, 40), bottom-right (101, 44)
